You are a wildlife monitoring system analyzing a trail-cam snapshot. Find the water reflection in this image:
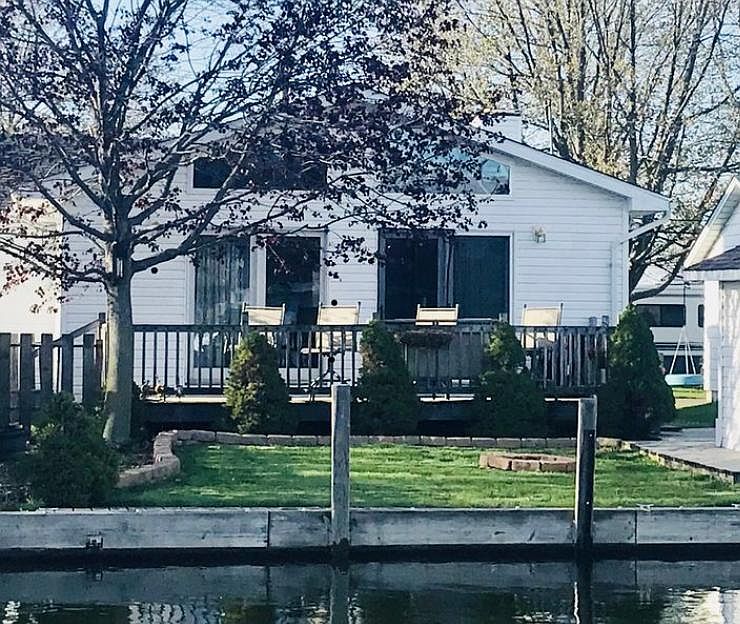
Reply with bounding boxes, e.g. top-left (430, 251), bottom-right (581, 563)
top-left (1, 560), bottom-right (740, 624)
